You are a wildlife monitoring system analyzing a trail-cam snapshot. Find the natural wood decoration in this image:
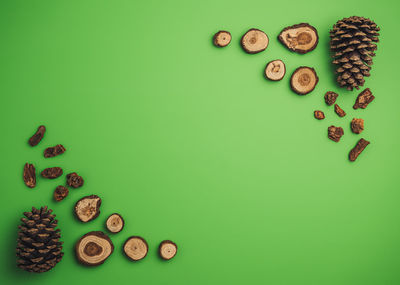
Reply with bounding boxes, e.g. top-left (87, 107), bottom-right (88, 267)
top-left (75, 231), bottom-right (114, 266)
top-left (334, 104), bottom-right (346, 117)
top-left (328, 126), bottom-right (344, 142)
top-left (290, 66), bottom-right (318, 95)
top-left (23, 163), bottom-right (36, 188)
top-left (314, 110), bottom-right (325, 120)
top-left (264, 60), bottom-right (286, 81)
top-left (349, 138), bottom-right (370, 161)
top-left (159, 240), bottom-right (178, 260)
top-left (28, 125), bottom-right (46, 147)
top-left (213, 30), bottom-right (231, 47)
top-left (106, 213), bottom-right (124, 233)
top-left (123, 236), bottom-right (148, 261)
top-left (351, 118), bottom-right (364, 134)
top-left (324, 91), bottom-right (339, 106)
top-left (54, 186), bottom-right (69, 202)
top-left (74, 195), bottom-right (101, 223)
top-left (278, 23), bottom-right (318, 54)
top-left (353, 88), bottom-right (375, 109)
top-left (241, 29), bottom-right (269, 54)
